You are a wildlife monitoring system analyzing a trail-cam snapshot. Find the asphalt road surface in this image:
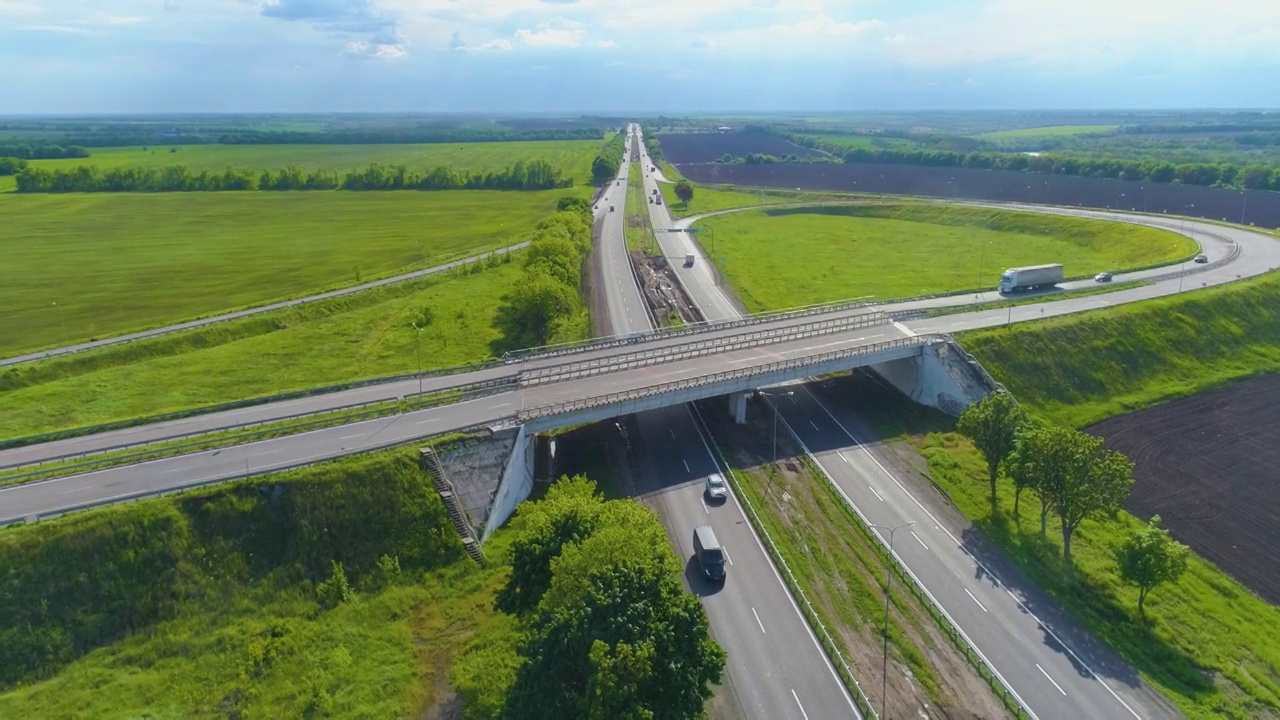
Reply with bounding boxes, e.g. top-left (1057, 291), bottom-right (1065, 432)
top-left (2, 243), bottom-right (530, 367)
top-left (609, 125), bottom-right (862, 719)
